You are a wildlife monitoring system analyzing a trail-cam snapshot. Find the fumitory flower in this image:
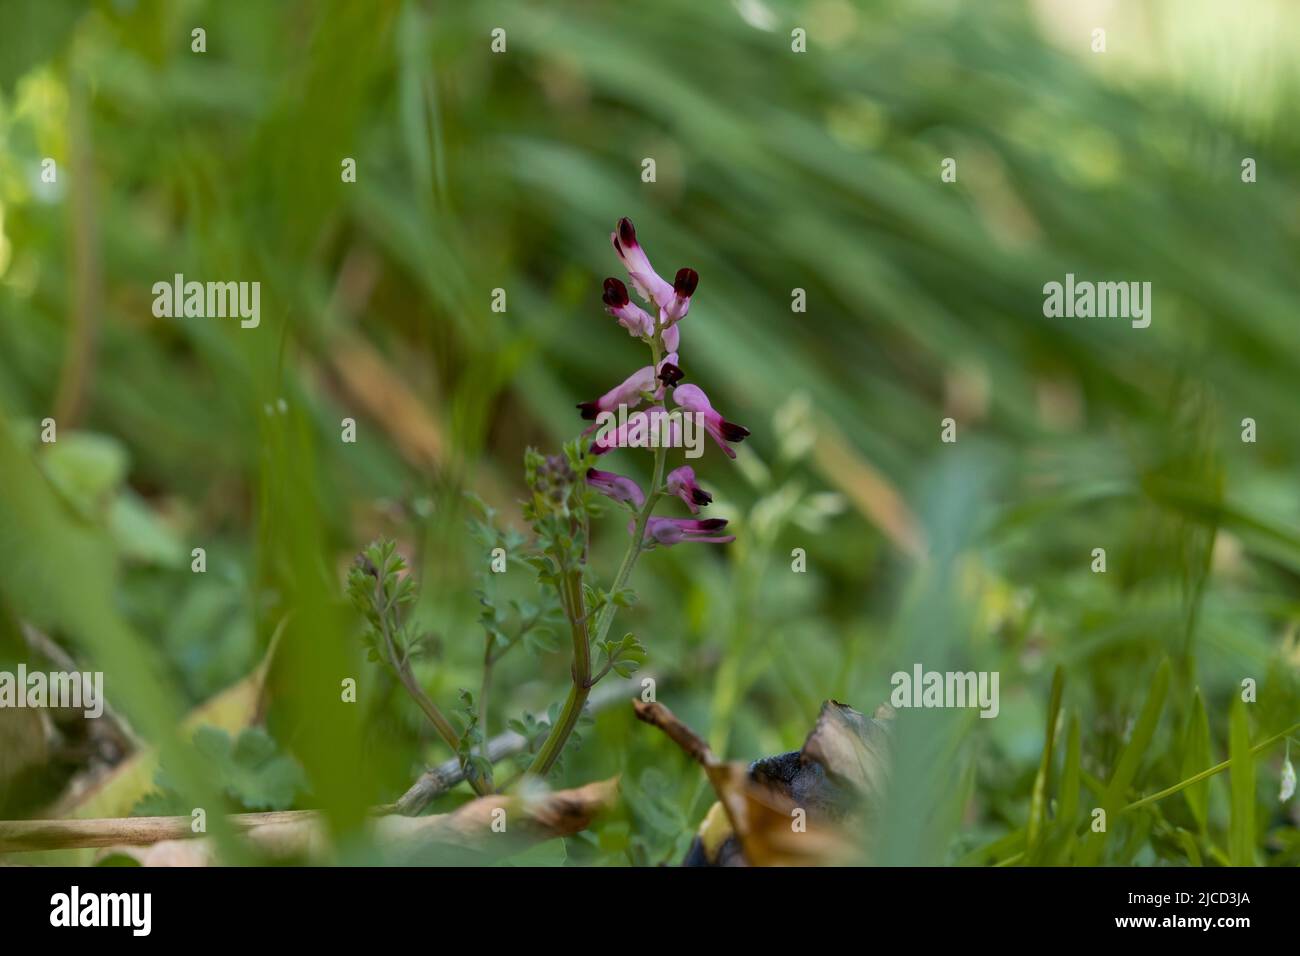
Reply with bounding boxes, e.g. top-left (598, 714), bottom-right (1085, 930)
top-left (634, 516), bottom-right (735, 547)
top-left (591, 406), bottom-right (682, 456)
top-left (666, 465), bottom-right (712, 514)
top-left (606, 220), bottom-right (699, 353)
top-left (586, 468), bottom-right (645, 509)
top-left (671, 384), bottom-right (751, 459)
top-left (589, 215), bottom-right (747, 550)
top-left (603, 277), bottom-right (656, 338)
top-left (611, 217), bottom-right (675, 308)
top-left (577, 353), bottom-right (681, 421)
top-left (662, 267), bottom-right (698, 326)
top-left (658, 268), bottom-right (698, 352)
top-left (454, 216), bottom-right (752, 785)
